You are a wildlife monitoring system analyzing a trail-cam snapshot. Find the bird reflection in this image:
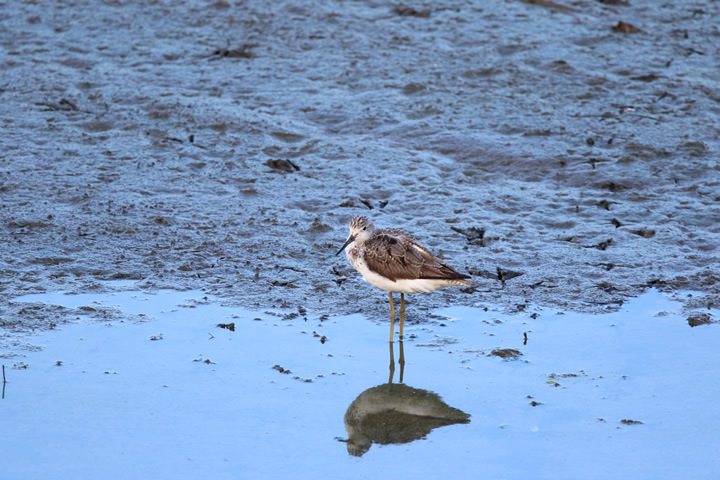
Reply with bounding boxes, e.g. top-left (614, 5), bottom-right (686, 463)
top-left (343, 341), bottom-right (470, 457)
